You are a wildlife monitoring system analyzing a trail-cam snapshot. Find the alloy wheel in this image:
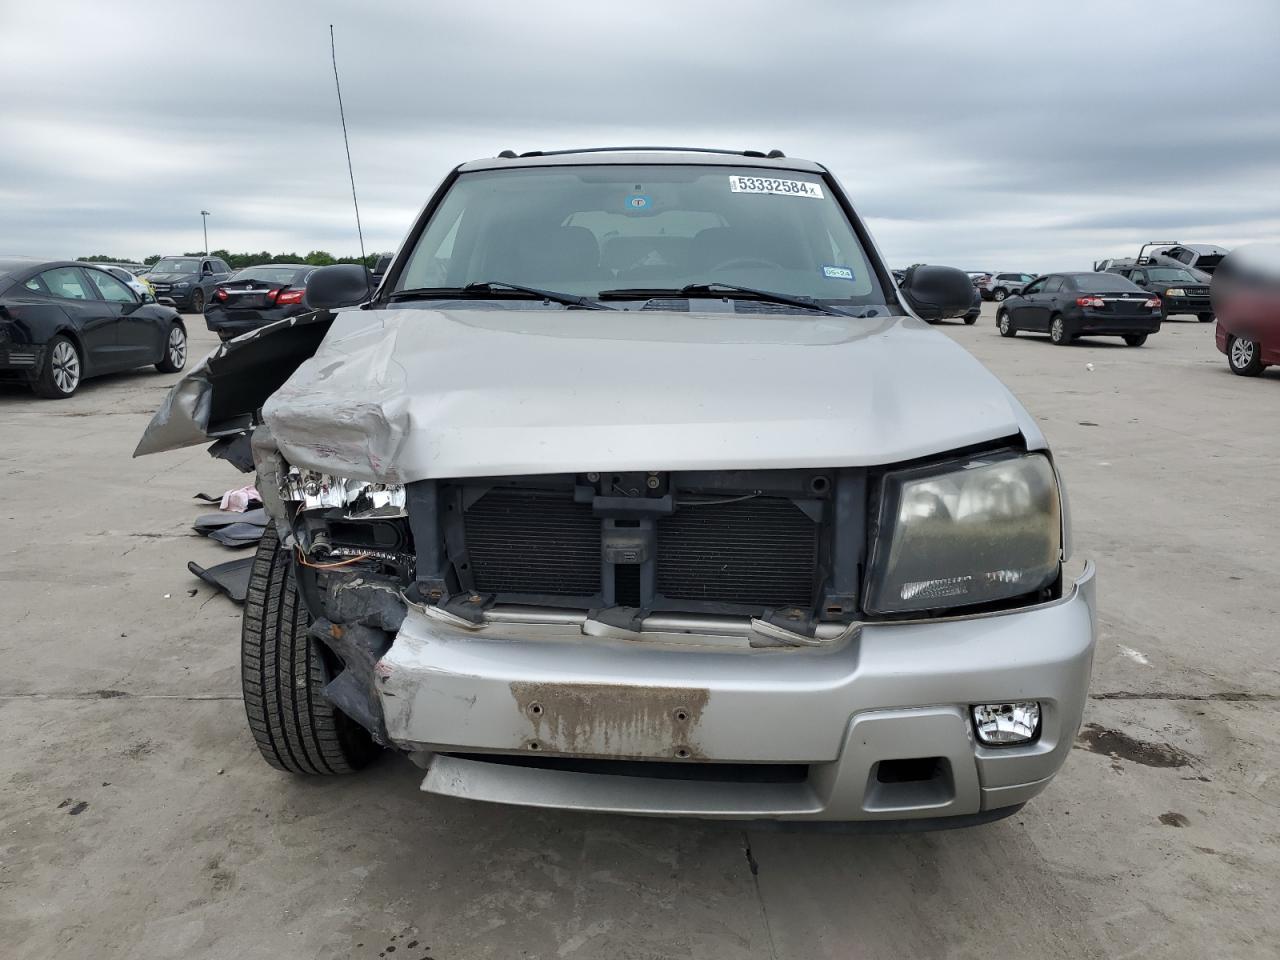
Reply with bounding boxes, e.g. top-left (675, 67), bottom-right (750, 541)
top-left (51, 340), bottom-right (80, 394)
top-left (1051, 317), bottom-right (1067, 344)
top-left (1230, 336), bottom-right (1255, 368)
top-left (168, 325), bottom-right (187, 368)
